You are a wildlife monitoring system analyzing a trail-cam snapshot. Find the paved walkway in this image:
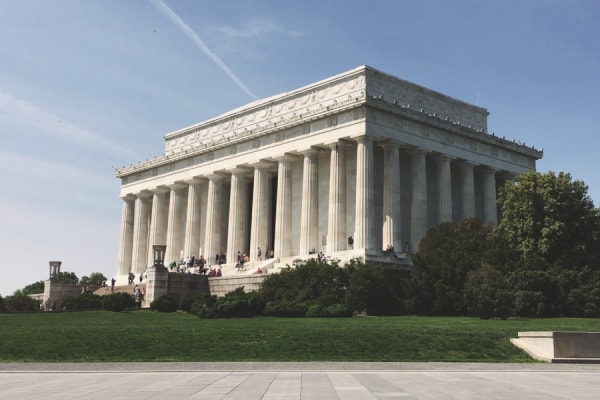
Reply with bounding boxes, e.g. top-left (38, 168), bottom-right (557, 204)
top-left (1, 362), bottom-right (600, 399)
